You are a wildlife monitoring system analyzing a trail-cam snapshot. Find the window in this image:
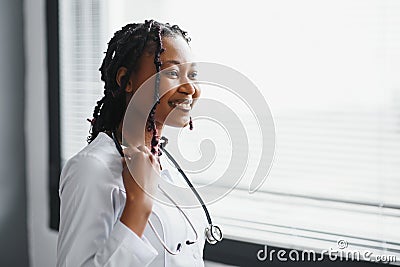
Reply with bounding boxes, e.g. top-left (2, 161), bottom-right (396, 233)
top-left (51, 0), bottom-right (400, 264)
top-left (59, 0), bottom-right (106, 165)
